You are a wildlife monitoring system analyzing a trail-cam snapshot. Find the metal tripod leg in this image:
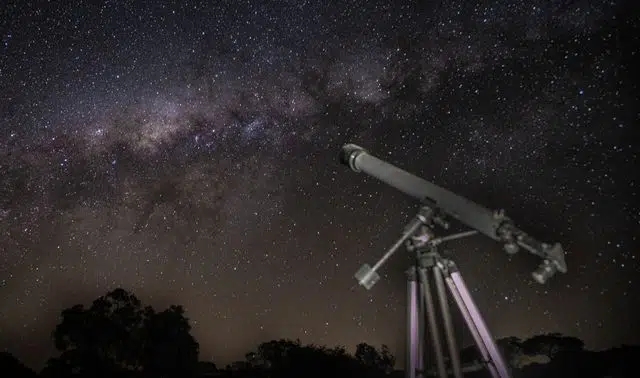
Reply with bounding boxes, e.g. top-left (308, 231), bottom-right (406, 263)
top-left (433, 266), bottom-right (463, 378)
top-left (445, 270), bottom-right (511, 378)
top-left (418, 274), bottom-right (425, 377)
top-left (407, 267), bottom-right (419, 378)
top-left (417, 267), bottom-right (447, 378)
